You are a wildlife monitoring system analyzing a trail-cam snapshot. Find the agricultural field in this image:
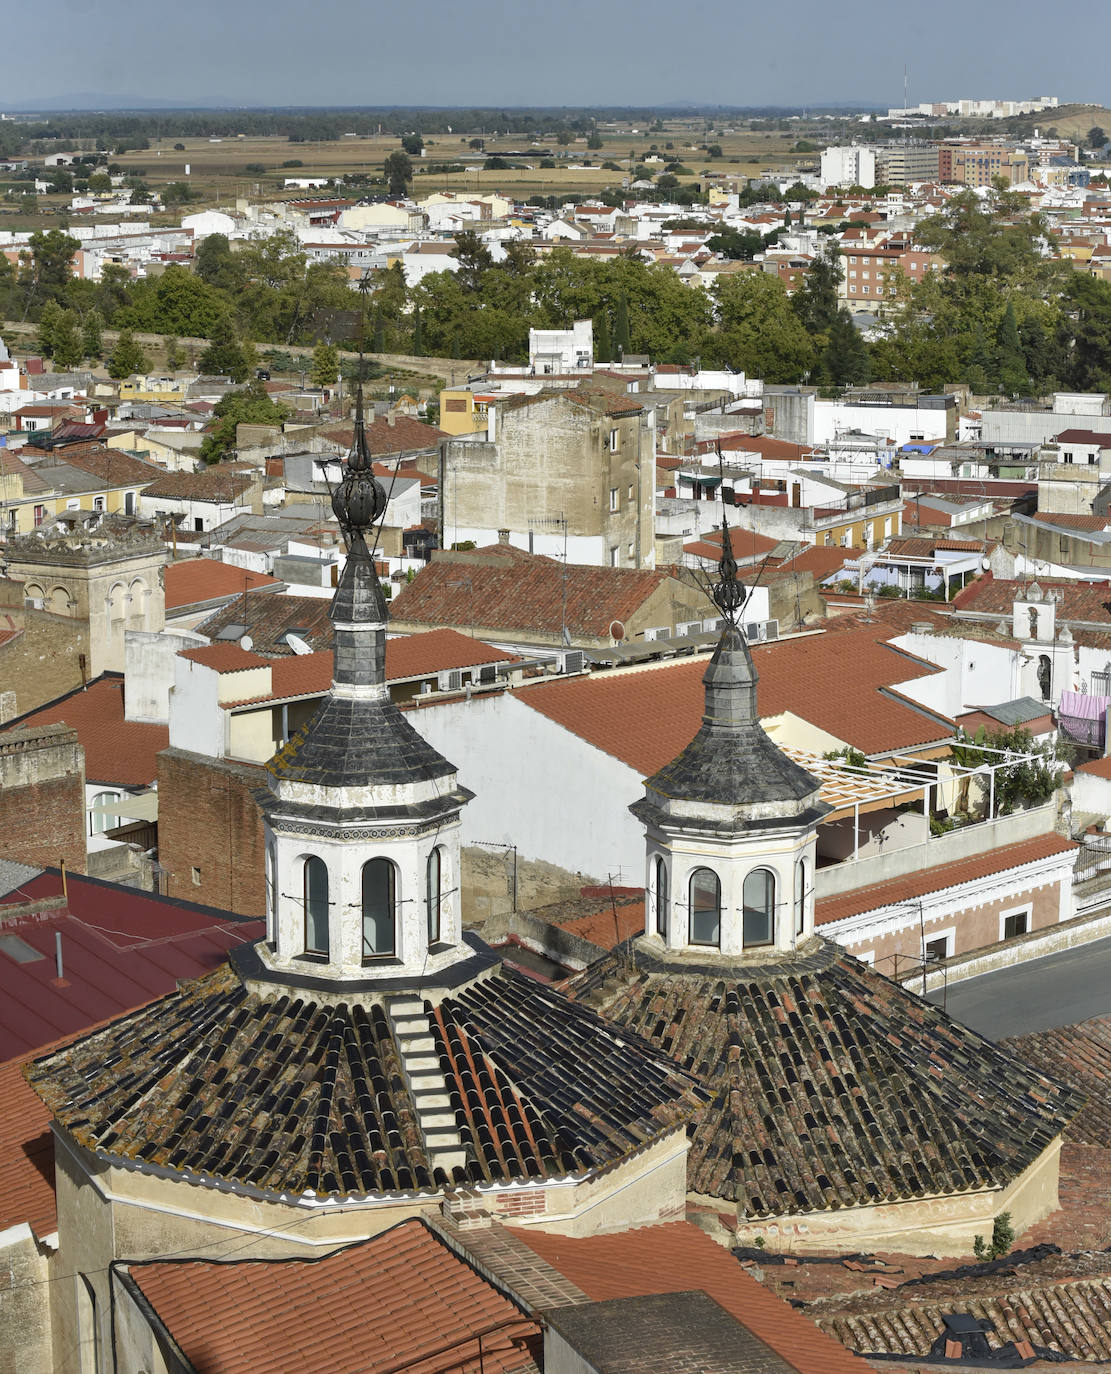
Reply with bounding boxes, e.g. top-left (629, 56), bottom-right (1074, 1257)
top-left (3, 118), bottom-right (826, 229)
